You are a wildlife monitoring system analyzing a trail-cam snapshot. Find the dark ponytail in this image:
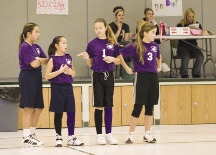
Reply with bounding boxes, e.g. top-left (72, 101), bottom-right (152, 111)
top-left (48, 36), bottom-right (65, 58)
